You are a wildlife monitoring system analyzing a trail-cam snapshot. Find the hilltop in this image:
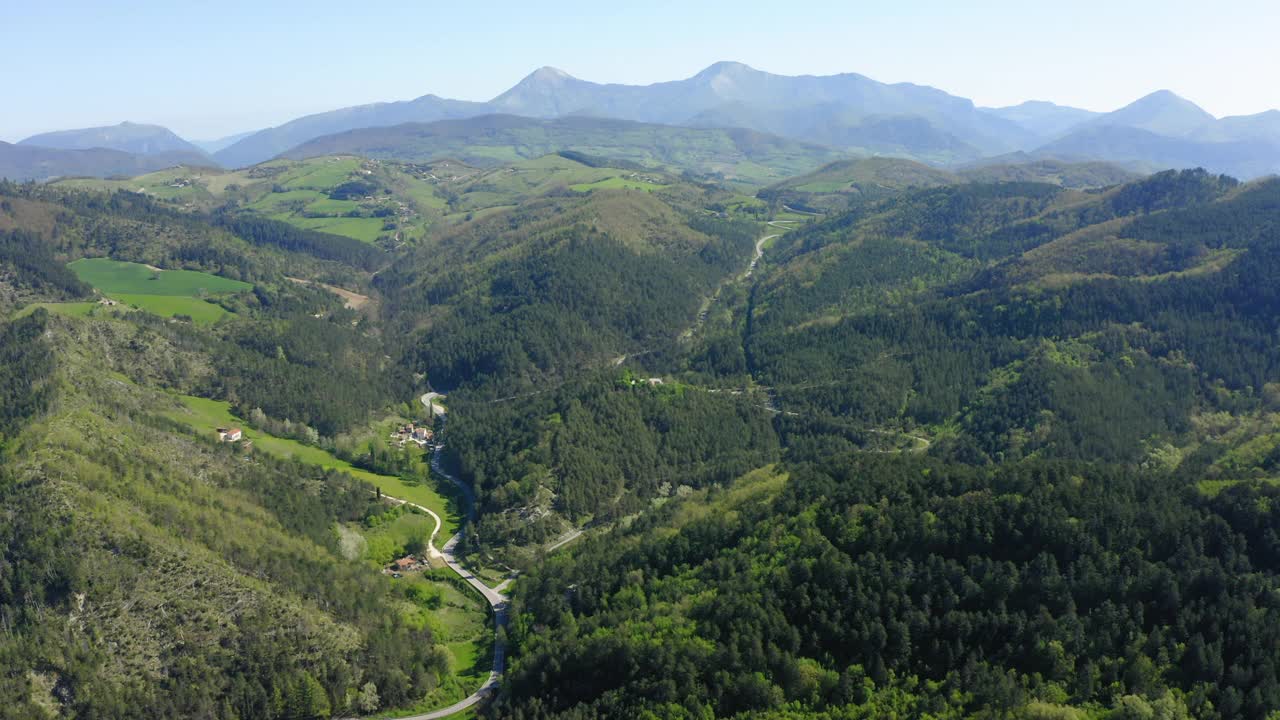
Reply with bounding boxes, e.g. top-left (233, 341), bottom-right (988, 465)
top-left (19, 121), bottom-right (210, 158)
top-left (52, 151), bottom-right (701, 246)
top-left (280, 114), bottom-right (844, 187)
